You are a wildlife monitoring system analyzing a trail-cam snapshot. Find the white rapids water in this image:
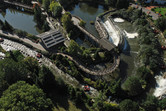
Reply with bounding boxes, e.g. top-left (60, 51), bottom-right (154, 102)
top-left (124, 30), bottom-right (138, 38)
top-left (0, 52), bottom-right (5, 57)
top-left (102, 20), bottom-right (120, 46)
top-left (114, 18), bottom-right (125, 23)
top-left (154, 74), bottom-right (166, 98)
